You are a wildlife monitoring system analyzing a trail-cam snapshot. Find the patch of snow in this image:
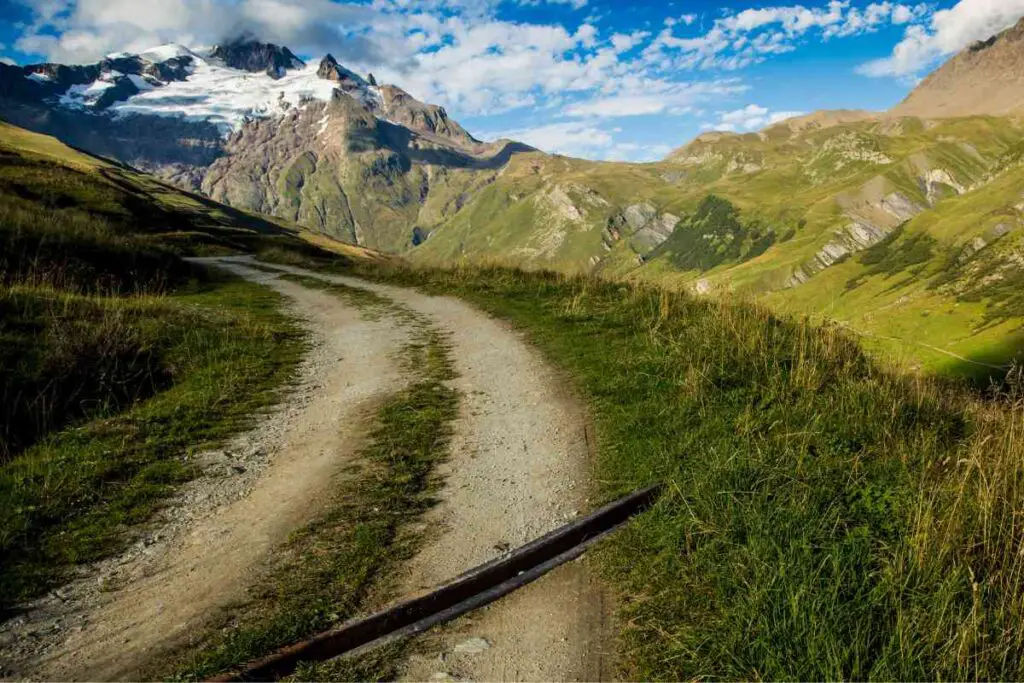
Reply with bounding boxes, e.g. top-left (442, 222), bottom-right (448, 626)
top-left (126, 74), bottom-right (153, 91)
top-left (317, 114), bottom-right (331, 137)
top-left (106, 51), bottom-right (133, 59)
top-left (108, 60), bottom-right (345, 133)
top-left (140, 43), bottom-right (195, 63)
top-left (58, 73), bottom-right (124, 108)
top-left (59, 83), bottom-right (98, 108)
top-left (26, 72), bottom-right (51, 83)
top-left (365, 85), bottom-right (383, 110)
